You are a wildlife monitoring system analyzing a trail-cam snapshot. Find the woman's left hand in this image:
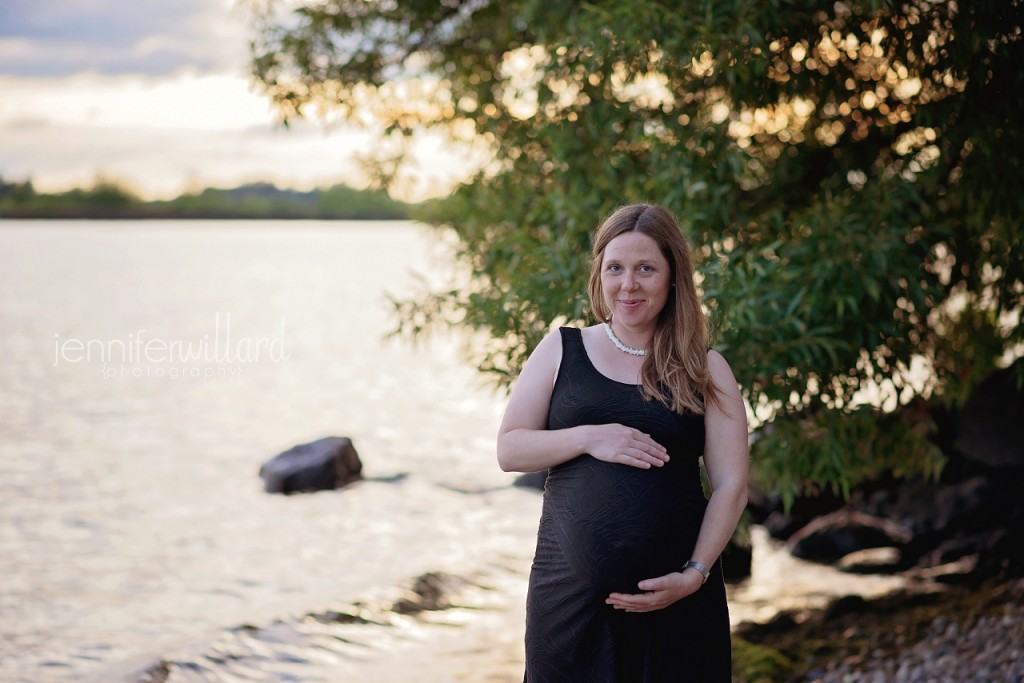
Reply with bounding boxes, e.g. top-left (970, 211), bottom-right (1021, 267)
top-left (605, 570), bottom-right (704, 612)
